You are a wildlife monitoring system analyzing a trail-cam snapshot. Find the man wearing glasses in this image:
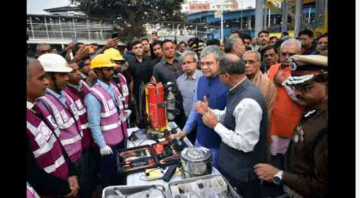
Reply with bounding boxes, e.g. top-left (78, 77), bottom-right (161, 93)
top-left (243, 50), bottom-right (277, 124)
top-left (255, 55), bottom-right (328, 198)
top-left (194, 54), bottom-right (268, 198)
top-left (175, 50), bottom-right (203, 143)
top-left (267, 39), bottom-right (305, 174)
top-left (175, 46), bottom-right (228, 170)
